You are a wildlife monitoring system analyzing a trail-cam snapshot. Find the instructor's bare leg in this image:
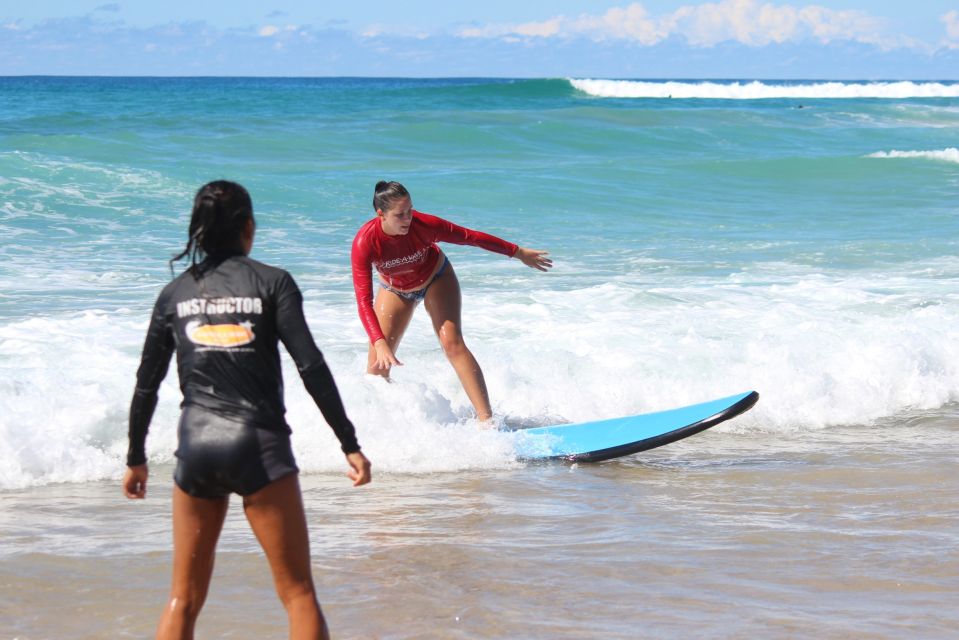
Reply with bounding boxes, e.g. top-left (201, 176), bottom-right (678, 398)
top-left (244, 473), bottom-right (329, 640)
top-left (424, 265), bottom-right (493, 421)
top-left (156, 485), bottom-right (229, 640)
top-left (366, 287), bottom-right (416, 378)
